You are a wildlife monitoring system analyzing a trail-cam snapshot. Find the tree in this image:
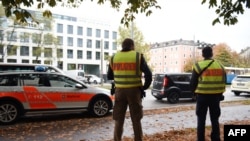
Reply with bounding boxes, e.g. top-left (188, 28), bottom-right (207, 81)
top-left (202, 0), bottom-right (250, 26)
top-left (183, 55), bottom-right (203, 72)
top-left (0, 4), bottom-right (19, 61)
top-left (1, 0), bottom-right (161, 27)
top-left (1, 0), bottom-right (250, 27)
top-left (213, 43), bottom-right (234, 67)
top-left (183, 58), bottom-right (195, 72)
top-left (117, 23), bottom-right (151, 62)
